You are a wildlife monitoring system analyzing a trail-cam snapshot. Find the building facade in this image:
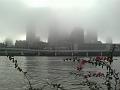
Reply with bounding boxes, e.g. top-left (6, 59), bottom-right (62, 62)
top-left (85, 31), bottom-right (98, 44)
